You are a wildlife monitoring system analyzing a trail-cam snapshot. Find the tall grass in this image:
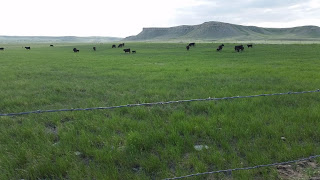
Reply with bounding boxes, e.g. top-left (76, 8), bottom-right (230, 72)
top-left (0, 43), bottom-right (320, 179)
